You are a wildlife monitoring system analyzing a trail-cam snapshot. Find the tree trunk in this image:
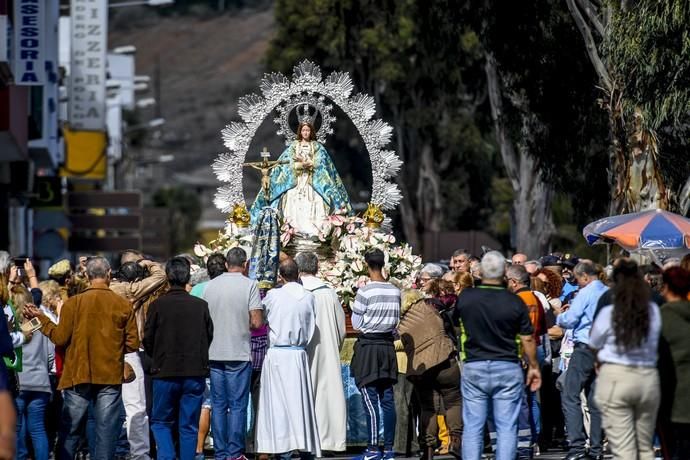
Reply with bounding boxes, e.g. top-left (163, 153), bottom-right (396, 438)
top-left (485, 54), bottom-right (554, 257)
top-left (679, 176), bottom-right (690, 216)
top-left (513, 154), bottom-right (555, 258)
top-left (565, 0), bottom-right (670, 215)
top-left (392, 110), bottom-right (421, 250)
top-left (415, 143), bottom-right (443, 234)
top-left (607, 99), bottom-right (669, 214)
